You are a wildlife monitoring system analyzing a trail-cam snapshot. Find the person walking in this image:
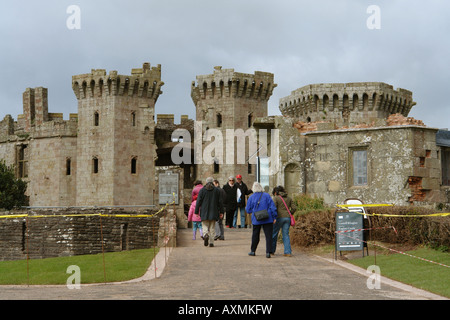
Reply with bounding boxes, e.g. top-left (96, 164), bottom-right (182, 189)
top-left (213, 179), bottom-right (226, 240)
top-left (234, 174), bottom-right (252, 228)
top-left (195, 177), bottom-right (224, 247)
top-left (192, 180), bottom-right (203, 199)
top-left (187, 193), bottom-right (203, 240)
top-left (271, 186), bottom-right (297, 256)
top-left (222, 176), bottom-right (237, 228)
top-left (245, 182), bottom-right (277, 258)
